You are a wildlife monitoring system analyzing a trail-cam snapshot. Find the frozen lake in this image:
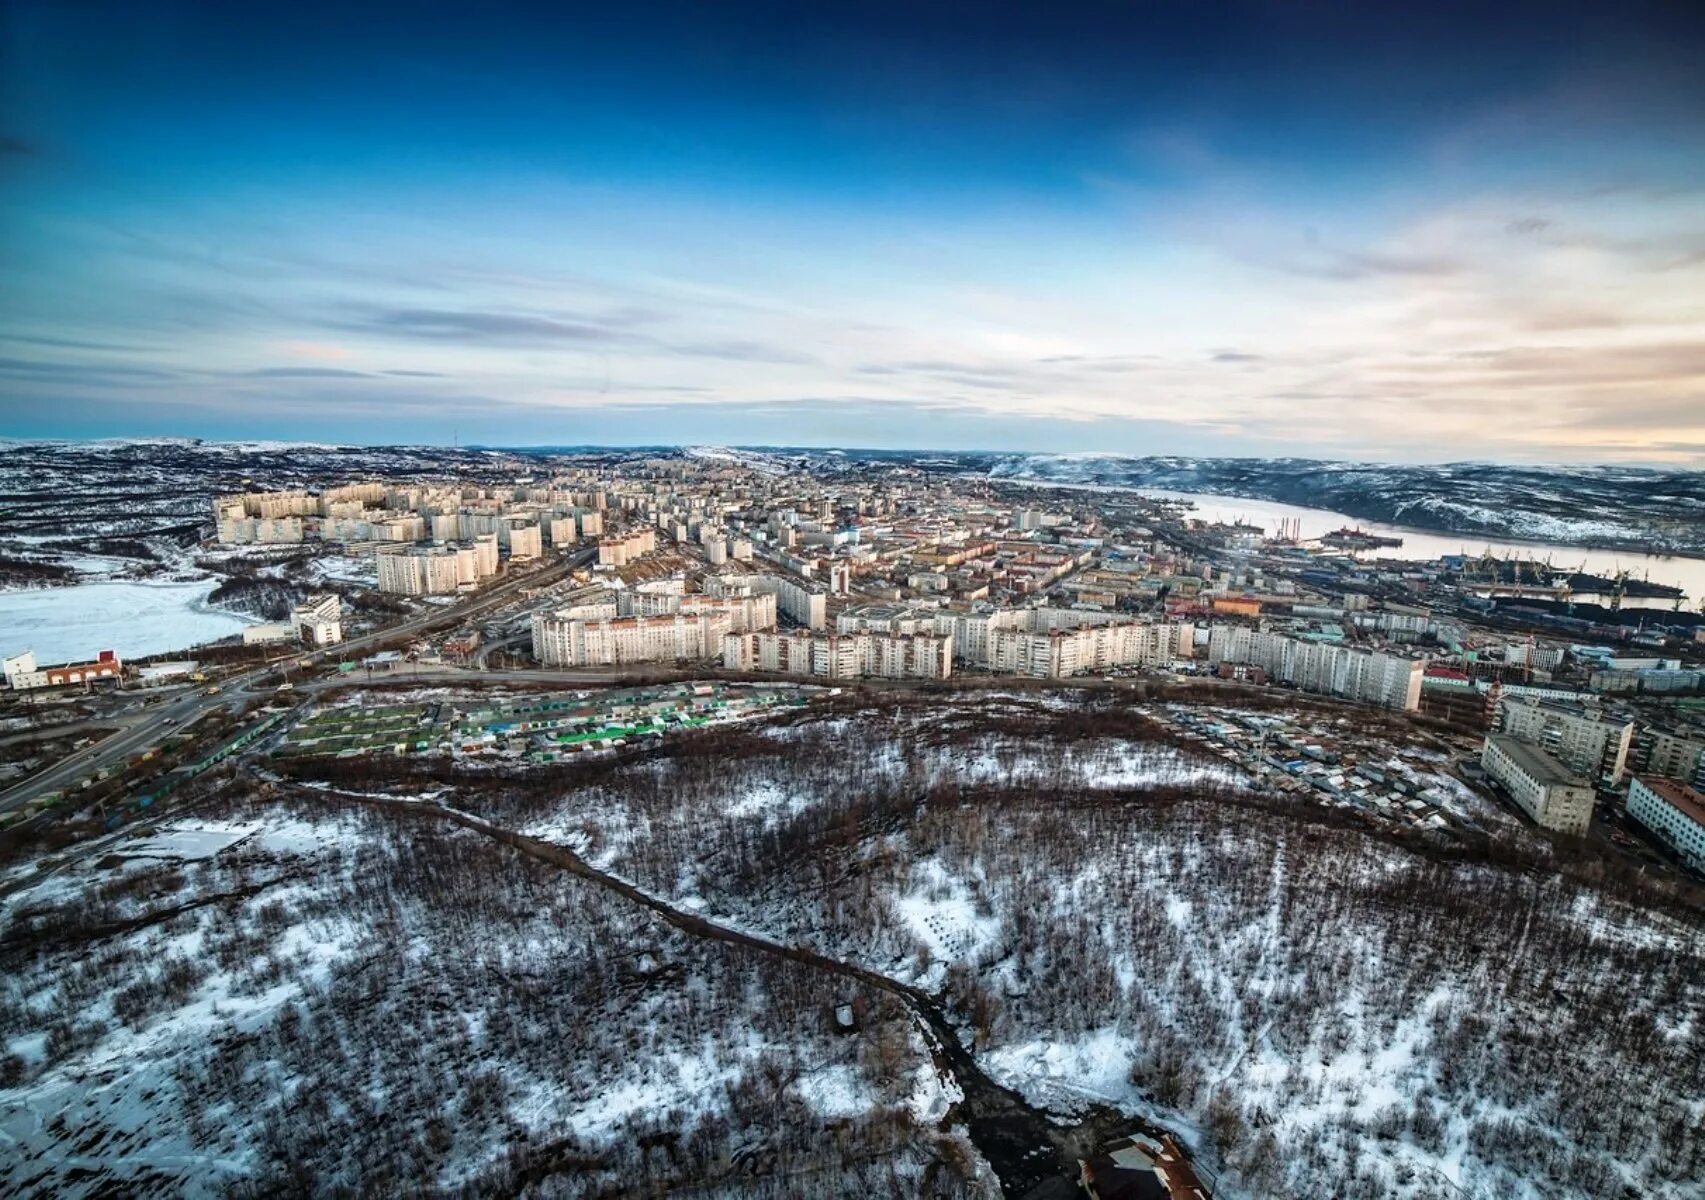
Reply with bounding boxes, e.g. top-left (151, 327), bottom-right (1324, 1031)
top-left (0, 580), bottom-right (255, 665)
